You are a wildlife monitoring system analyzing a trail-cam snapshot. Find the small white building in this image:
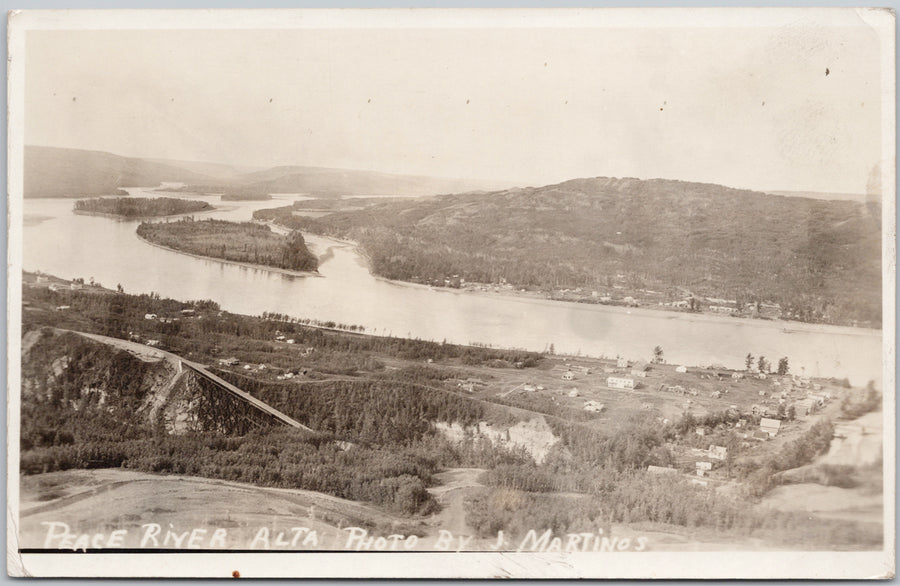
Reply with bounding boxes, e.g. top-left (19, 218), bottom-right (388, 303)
top-left (562, 371), bottom-right (575, 381)
top-left (144, 313), bottom-right (157, 320)
top-left (760, 417), bottom-right (782, 437)
top-left (616, 357), bottom-right (629, 368)
top-left (708, 445), bottom-right (728, 460)
top-left (607, 376), bottom-right (635, 390)
top-left (731, 372), bottom-right (744, 380)
top-left (675, 365), bottom-right (688, 373)
top-left (568, 388), bottom-right (580, 397)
